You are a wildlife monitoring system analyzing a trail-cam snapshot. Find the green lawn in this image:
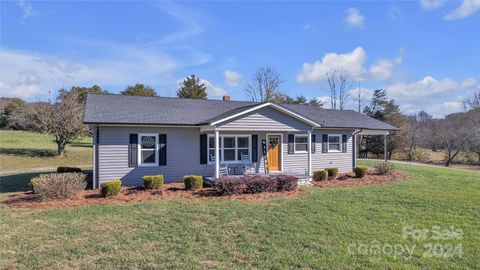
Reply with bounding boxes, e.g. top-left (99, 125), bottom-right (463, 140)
top-left (0, 130), bottom-right (92, 173)
top-left (0, 163), bottom-right (478, 269)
